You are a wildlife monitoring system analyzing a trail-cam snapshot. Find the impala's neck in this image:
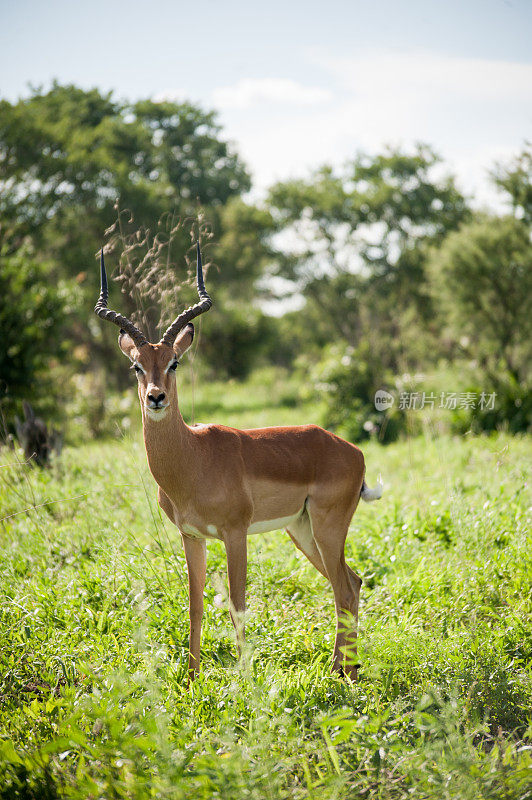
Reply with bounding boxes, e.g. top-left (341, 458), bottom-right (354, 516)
top-left (140, 392), bottom-right (193, 491)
